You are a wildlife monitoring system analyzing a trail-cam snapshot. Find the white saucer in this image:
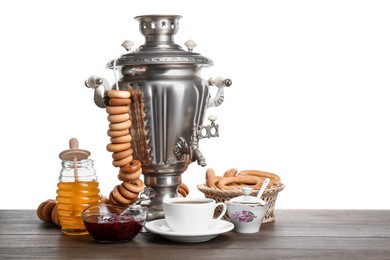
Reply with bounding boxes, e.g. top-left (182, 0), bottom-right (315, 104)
top-left (145, 219), bottom-right (234, 243)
